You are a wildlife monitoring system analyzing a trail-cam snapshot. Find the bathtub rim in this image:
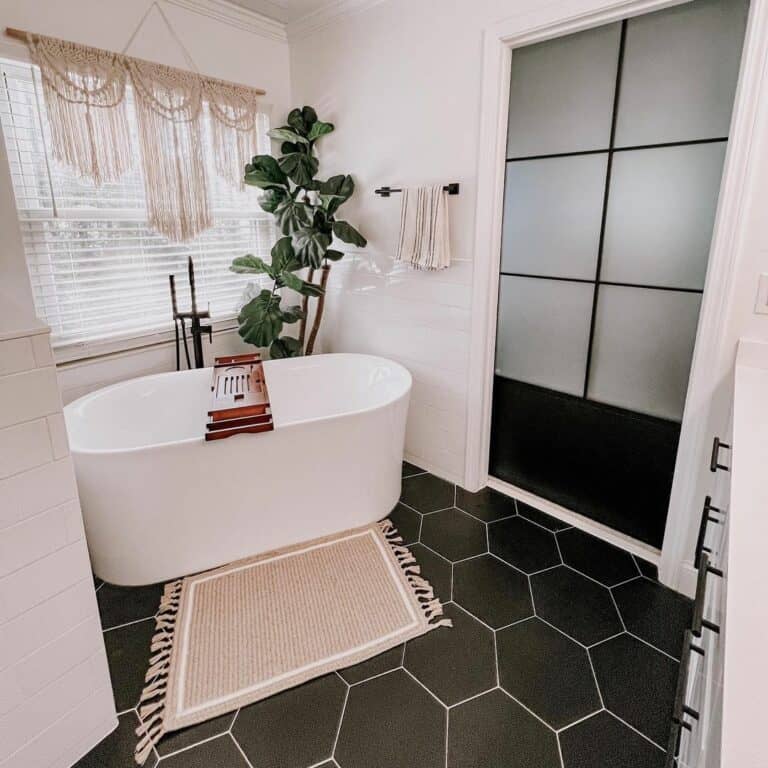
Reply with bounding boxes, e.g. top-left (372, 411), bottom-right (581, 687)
top-left (64, 352), bottom-right (413, 456)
